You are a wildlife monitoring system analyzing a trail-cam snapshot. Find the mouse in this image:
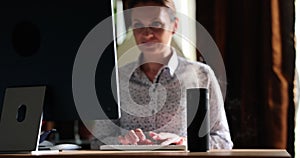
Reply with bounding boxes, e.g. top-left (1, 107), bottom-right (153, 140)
top-left (50, 144), bottom-right (81, 150)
